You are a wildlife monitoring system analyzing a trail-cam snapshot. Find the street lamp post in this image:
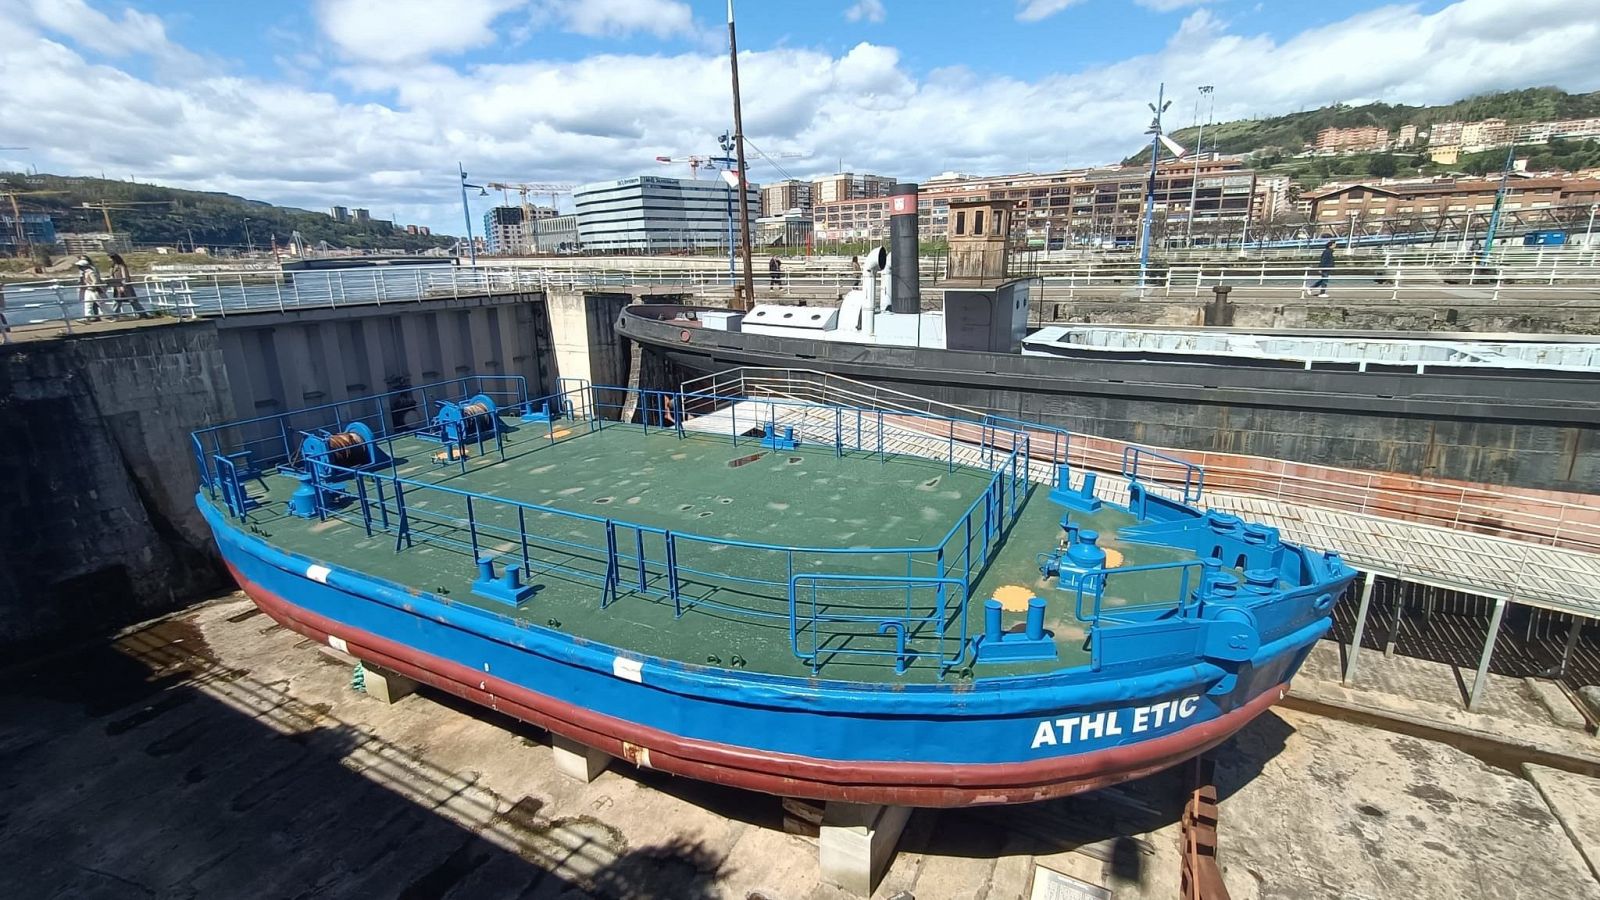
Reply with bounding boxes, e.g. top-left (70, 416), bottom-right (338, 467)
top-left (1585, 203), bottom-right (1597, 249)
top-left (1137, 83), bottom-right (1171, 291)
top-left (458, 162), bottom-right (484, 266)
top-left (1185, 85), bottom-right (1214, 248)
